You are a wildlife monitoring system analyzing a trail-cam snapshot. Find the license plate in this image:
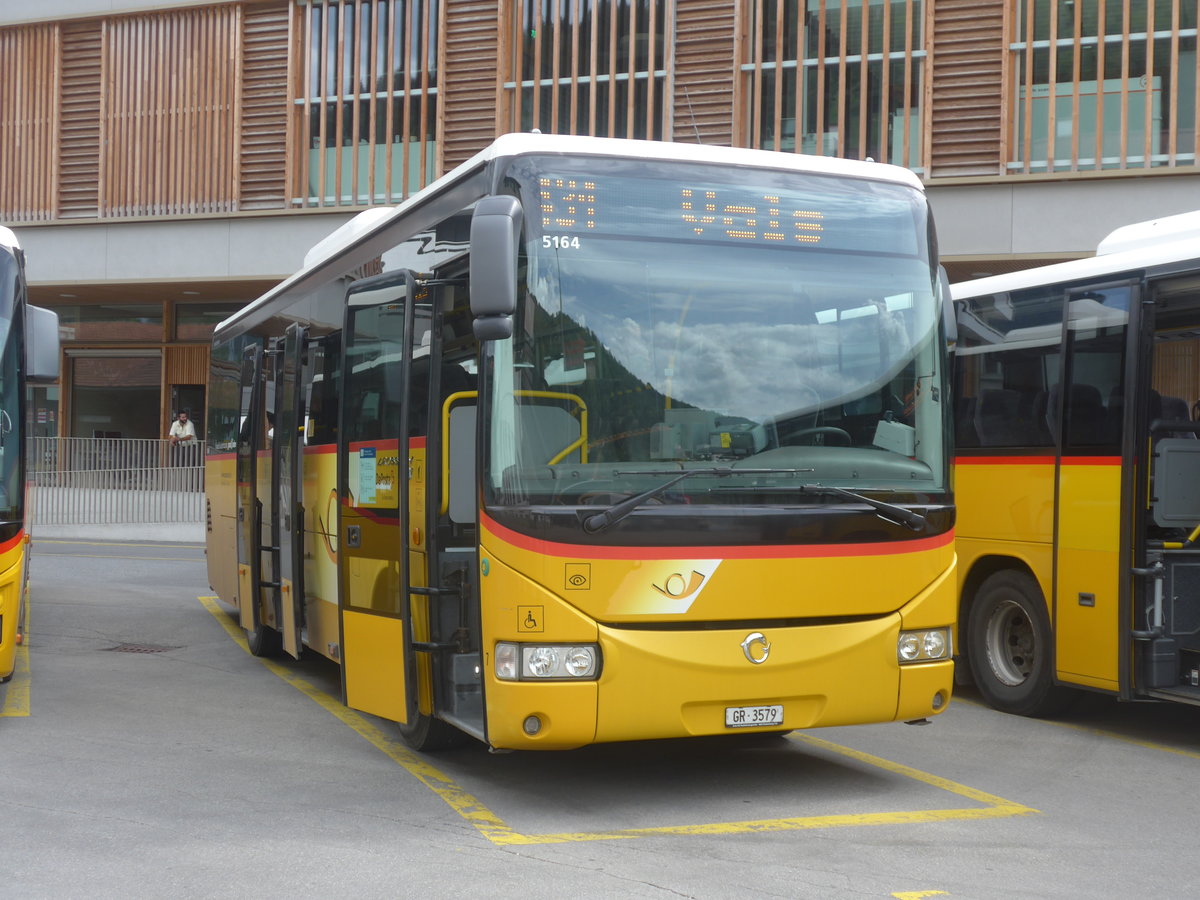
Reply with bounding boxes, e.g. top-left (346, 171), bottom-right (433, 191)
top-left (725, 704), bottom-right (784, 728)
